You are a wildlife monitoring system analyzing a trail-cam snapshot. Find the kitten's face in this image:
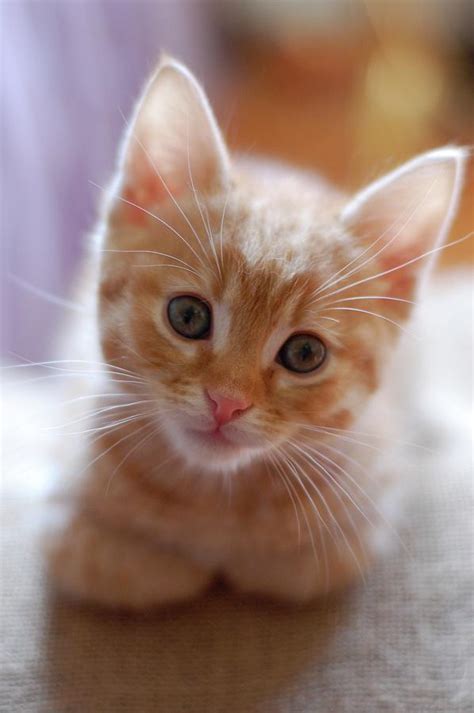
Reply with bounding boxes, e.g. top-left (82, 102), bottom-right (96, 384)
top-left (98, 59), bottom-right (465, 474)
top-left (100, 184), bottom-right (385, 472)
